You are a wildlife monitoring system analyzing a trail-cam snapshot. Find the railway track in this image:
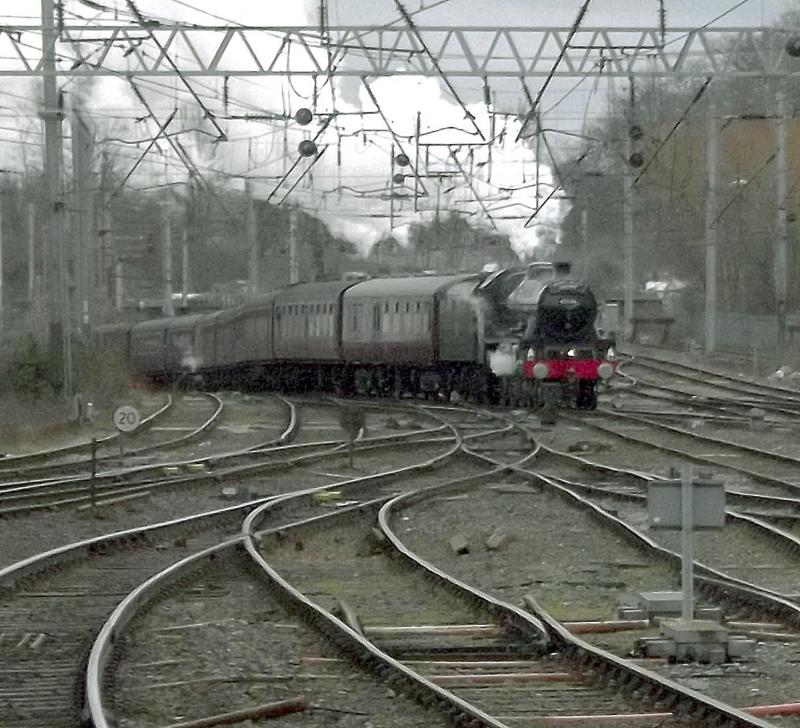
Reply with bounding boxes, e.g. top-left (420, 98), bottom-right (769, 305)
top-left (618, 353), bottom-right (800, 409)
top-left (5, 391), bottom-right (800, 726)
top-left (92, 407), bottom-right (775, 727)
top-left (0, 400), bottom-right (473, 727)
